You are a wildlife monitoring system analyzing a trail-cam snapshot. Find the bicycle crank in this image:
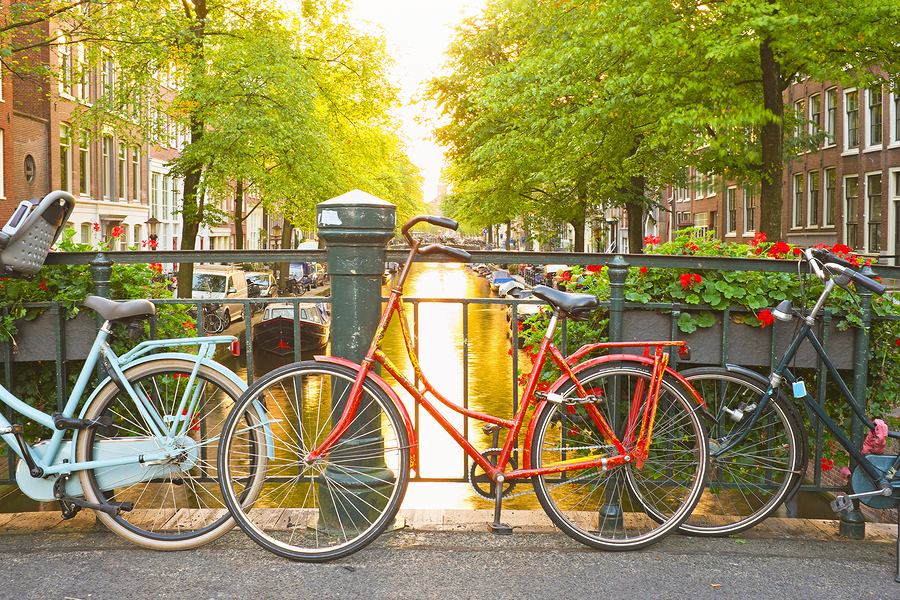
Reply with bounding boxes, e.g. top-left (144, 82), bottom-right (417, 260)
top-left (469, 449), bottom-right (518, 500)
